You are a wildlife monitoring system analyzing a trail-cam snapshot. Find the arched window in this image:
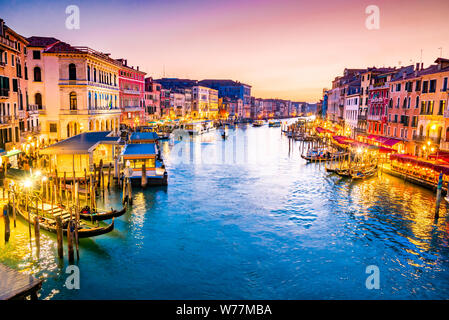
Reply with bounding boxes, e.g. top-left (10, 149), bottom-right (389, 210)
top-left (70, 92), bottom-right (77, 110)
top-left (87, 66), bottom-right (91, 81)
top-left (34, 67), bottom-right (41, 81)
top-left (94, 68), bottom-right (97, 82)
top-left (69, 63), bottom-right (76, 80)
top-left (419, 125), bottom-right (423, 137)
top-left (446, 127), bottom-right (449, 142)
top-left (35, 93), bottom-right (42, 109)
